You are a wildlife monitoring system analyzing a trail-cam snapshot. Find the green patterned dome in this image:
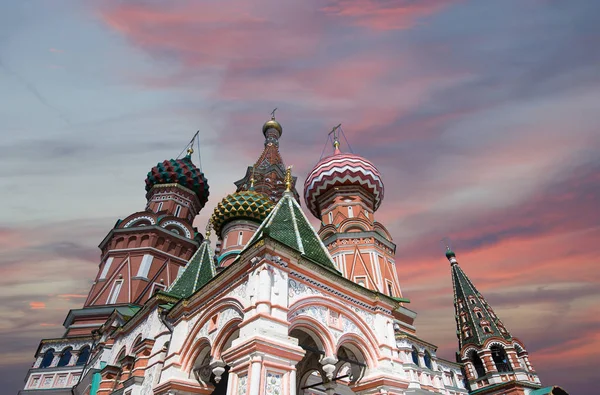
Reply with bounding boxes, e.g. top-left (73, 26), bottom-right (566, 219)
top-left (211, 190), bottom-right (274, 237)
top-left (145, 155), bottom-right (209, 208)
